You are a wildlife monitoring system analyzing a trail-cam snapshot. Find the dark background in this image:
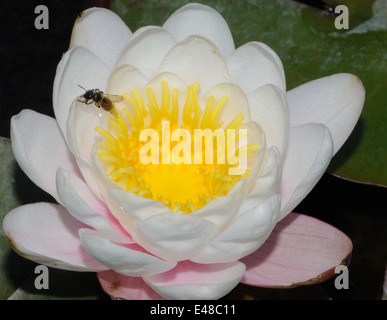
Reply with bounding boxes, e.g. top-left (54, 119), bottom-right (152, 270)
top-left (0, 0), bottom-right (386, 300)
top-left (0, 0), bottom-right (107, 136)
